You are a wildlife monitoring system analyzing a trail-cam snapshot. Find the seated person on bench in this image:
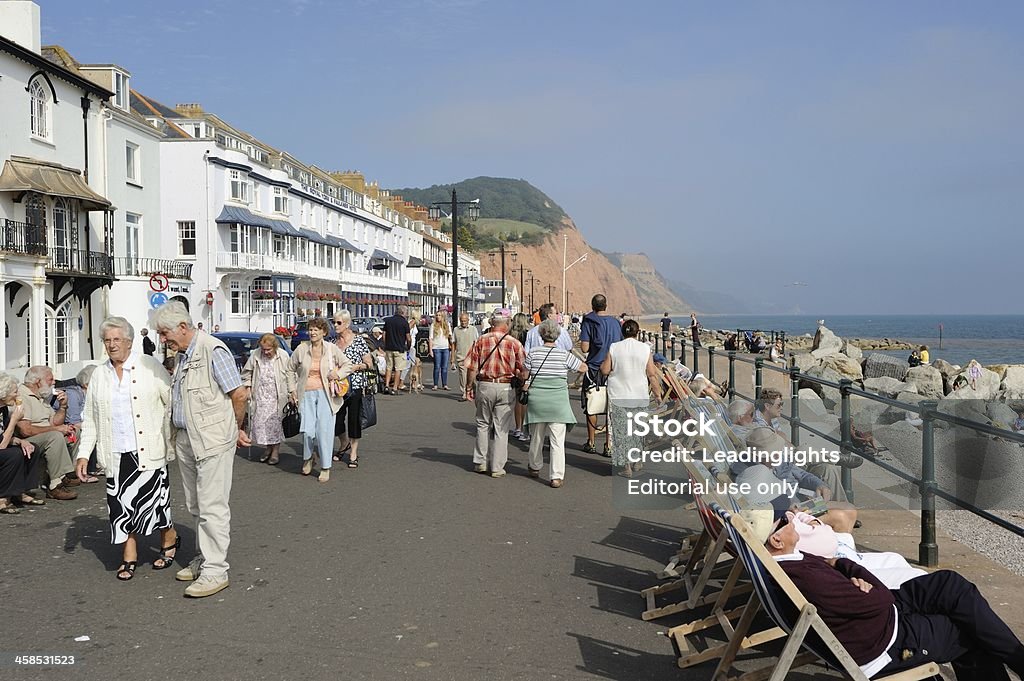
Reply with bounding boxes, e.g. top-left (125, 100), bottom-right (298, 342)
top-left (765, 515), bottom-right (1024, 680)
